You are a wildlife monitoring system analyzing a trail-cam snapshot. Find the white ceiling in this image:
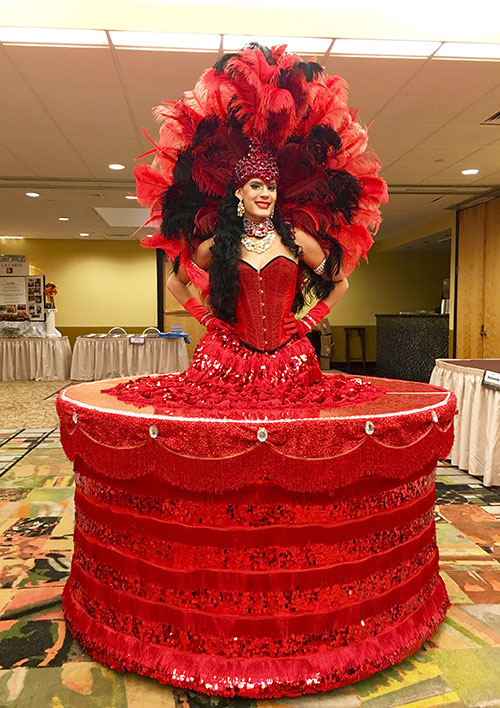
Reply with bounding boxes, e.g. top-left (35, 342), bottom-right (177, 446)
top-left (1, 11), bottom-right (500, 242)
